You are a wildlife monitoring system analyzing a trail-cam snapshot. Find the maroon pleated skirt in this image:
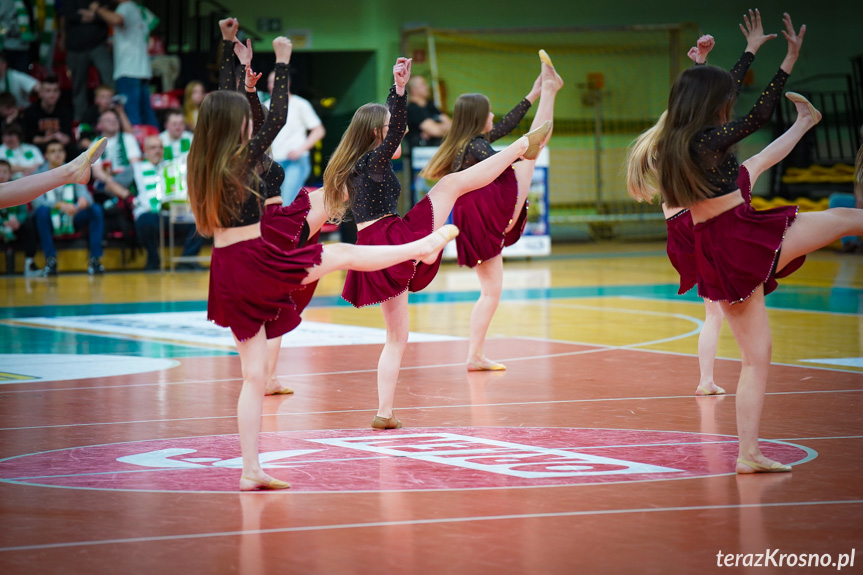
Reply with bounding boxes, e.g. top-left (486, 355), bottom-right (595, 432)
top-left (665, 166), bottom-right (757, 296)
top-left (665, 209), bottom-right (697, 295)
top-left (342, 195), bottom-right (440, 308)
top-left (261, 188), bottom-right (319, 314)
top-left (208, 236), bottom-right (323, 341)
top-left (451, 166), bottom-right (528, 267)
top-left (693, 202), bottom-right (805, 303)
